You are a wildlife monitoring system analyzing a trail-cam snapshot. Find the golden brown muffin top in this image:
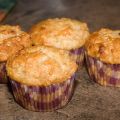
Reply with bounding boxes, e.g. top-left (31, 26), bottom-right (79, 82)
top-left (30, 18), bottom-right (89, 50)
top-left (85, 28), bottom-right (120, 64)
top-left (0, 25), bottom-right (31, 62)
top-left (7, 46), bottom-right (77, 86)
